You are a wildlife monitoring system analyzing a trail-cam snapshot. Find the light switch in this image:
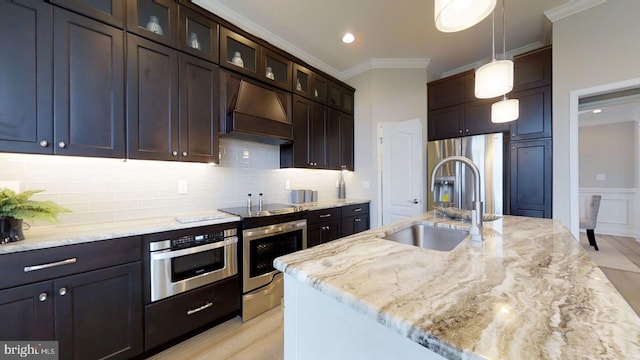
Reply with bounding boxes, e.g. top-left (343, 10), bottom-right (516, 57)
top-left (596, 174), bottom-right (606, 181)
top-left (284, 180), bottom-right (290, 190)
